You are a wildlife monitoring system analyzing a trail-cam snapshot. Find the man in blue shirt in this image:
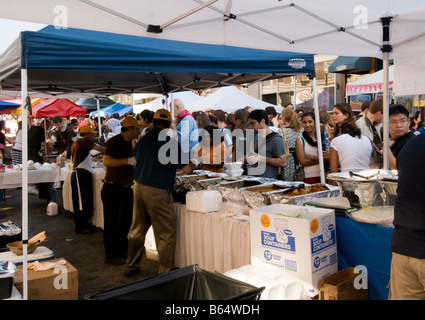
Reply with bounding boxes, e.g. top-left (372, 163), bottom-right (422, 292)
top-left (172, 98), bottom-right (199, 155)
top-left (124, 109), bottom-right (198, 276)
